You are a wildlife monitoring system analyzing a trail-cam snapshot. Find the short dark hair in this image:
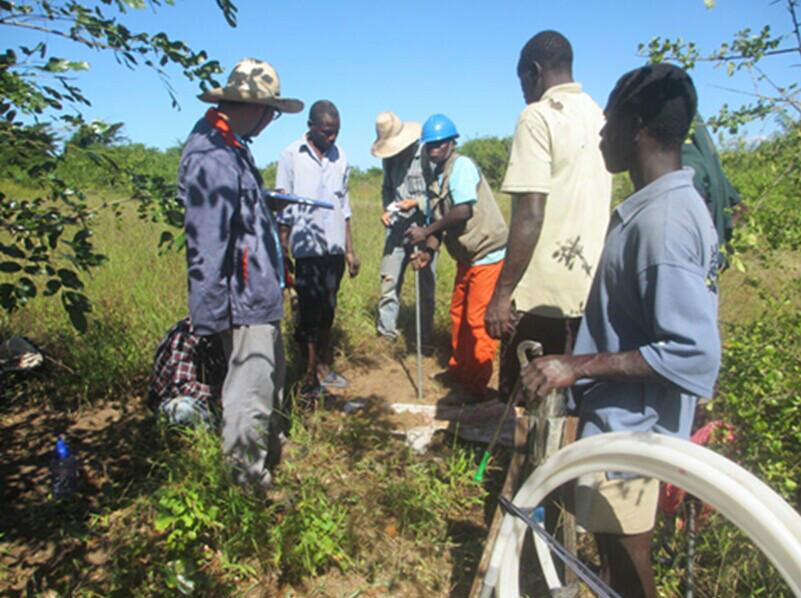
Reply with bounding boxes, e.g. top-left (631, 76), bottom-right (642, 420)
top-left (309, 100), bottom-right (339, 126)
top-left (606, 63), bottom-right (698, 149)
top-left (519, 30), bottom-right (573, 75)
